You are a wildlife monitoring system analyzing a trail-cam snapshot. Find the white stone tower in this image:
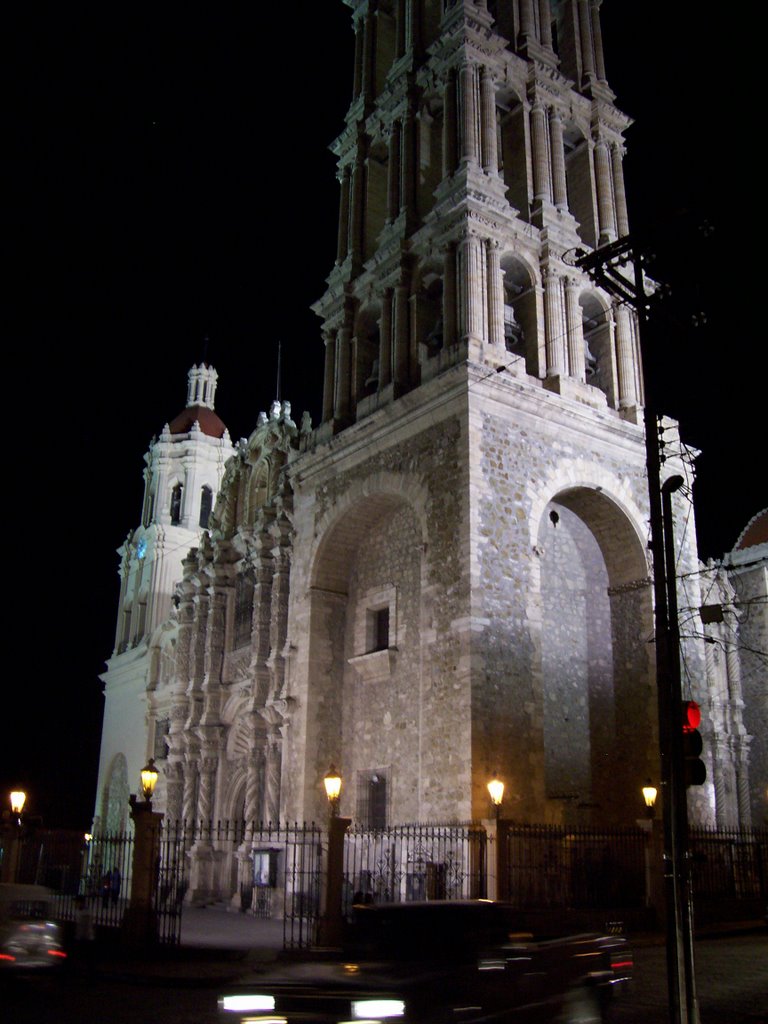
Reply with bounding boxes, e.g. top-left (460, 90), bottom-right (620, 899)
top-left (93, 364), bottom-right (234, 831)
